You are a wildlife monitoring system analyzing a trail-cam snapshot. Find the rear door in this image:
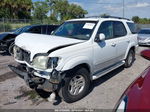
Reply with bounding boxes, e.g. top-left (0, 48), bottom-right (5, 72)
top-left (113, 21), bottom-right (129, 61)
